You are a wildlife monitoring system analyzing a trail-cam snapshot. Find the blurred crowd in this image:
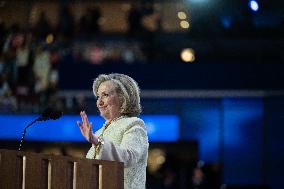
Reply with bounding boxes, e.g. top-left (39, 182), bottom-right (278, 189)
top-left (0, 29), bottom-right (60, 113)
top-left (1, 1), bottom-right (283, 114)
top-left (0, 3), bottom-right (159, 114)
